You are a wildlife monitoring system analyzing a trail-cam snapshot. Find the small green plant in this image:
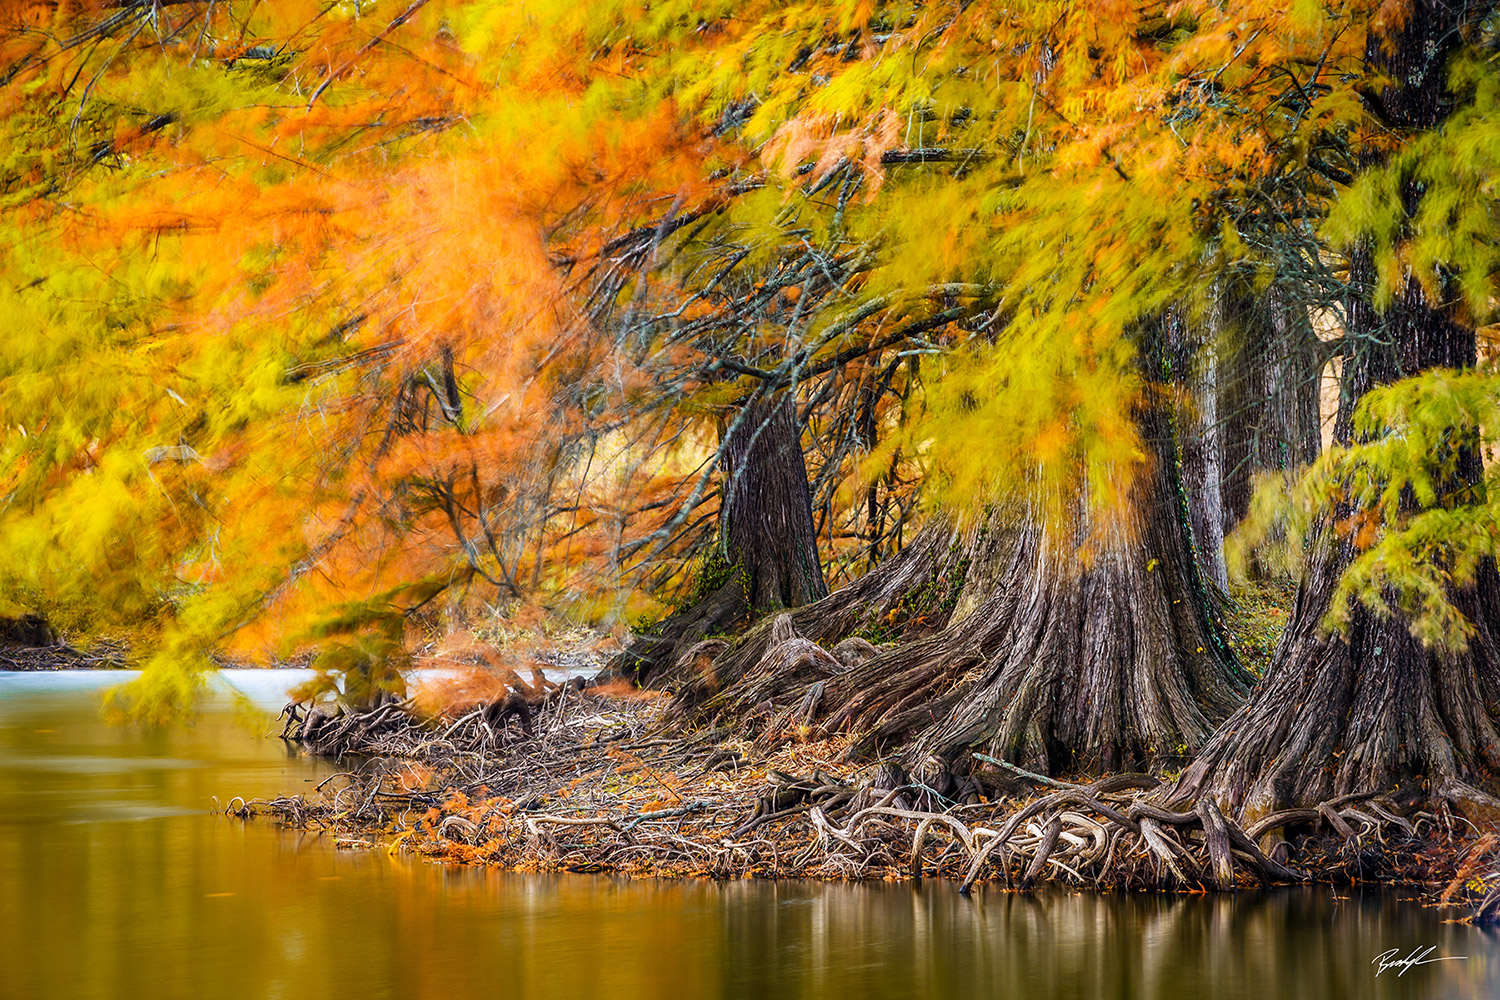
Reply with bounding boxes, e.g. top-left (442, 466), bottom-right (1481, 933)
top-left (673, 547), bottom-right (740, 613)
top-left (853, 553), bottom-right (971, 644)
top-left (1222, 577), bottom-right (1297, 677)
